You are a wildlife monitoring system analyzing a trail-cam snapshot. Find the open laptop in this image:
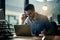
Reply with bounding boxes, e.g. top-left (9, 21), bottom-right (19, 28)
top-left (14, 25), bottom-right (32, 36)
